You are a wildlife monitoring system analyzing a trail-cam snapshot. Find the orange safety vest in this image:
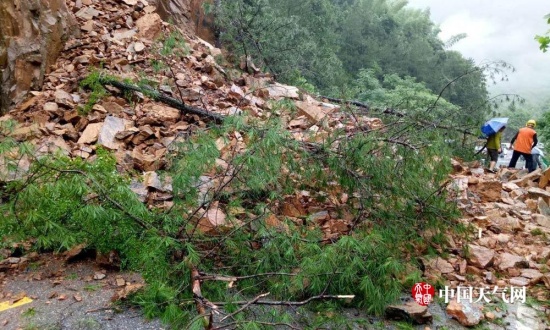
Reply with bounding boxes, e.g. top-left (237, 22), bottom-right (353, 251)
top-left (513, 127), bottom-right (536, 154)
